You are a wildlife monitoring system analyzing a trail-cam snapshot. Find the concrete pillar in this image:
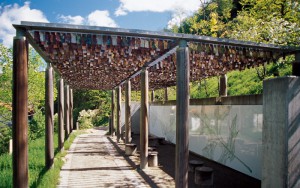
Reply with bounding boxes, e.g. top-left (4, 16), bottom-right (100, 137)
top-left (12, 30), bottom-right (28, 188)
top-left (140, 68), bottom-right (149, 169)
top-left (292, 53), bottom-right (300, 76)
top-left (219, 74), bottom-right (227, 96)
top-left (111, 89), bottom-right (115, 136)
top-left (117, 86), bottom-right (121, 143)
top-left (69, 88), bottom-right (73, 131)
top-left (64, 85), bottom-right (70, 138)
top-left (125, 80), bottom-right (132, 143)
top-left (58, 78), bottom-right (64, 150)
top-left (262, 76), bottom-right (300, 188)
top-left (175, 40), bottom-right (189, 188)
top-left (45, 63), bottom-right (54, 168)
